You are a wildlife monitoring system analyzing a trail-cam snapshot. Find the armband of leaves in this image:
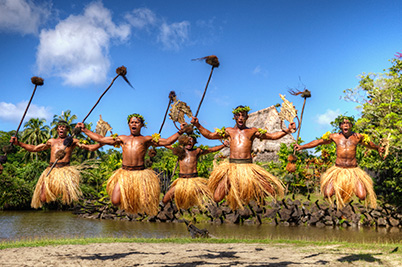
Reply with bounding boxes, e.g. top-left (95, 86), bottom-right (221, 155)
top-left (152, 133), bottom-right (161, 143)
top-left (321, 131), bottom-right (331, 141)
top-left (110, 133), bottom-right (121, 148)
top-left (361, 133), bottom-right (371, 145)
top-left (79, 139), bottom-right (89, 145)
top-left (258, 128), bottom-right (267, 135)
top-left (214, 127), bottom-right (228, 139)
